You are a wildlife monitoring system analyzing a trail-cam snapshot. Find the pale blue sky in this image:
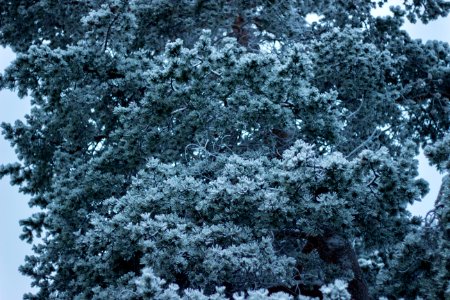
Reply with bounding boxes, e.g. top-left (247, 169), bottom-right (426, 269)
top-left (0, 47), bottom-right (36, 299)
top-left (0, 5), bottom-right (449, 299)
